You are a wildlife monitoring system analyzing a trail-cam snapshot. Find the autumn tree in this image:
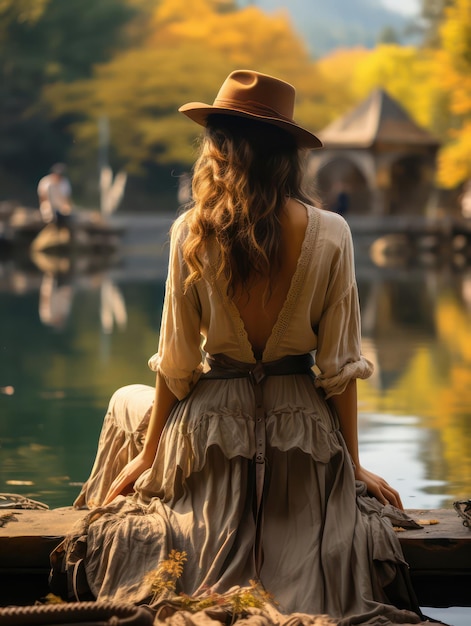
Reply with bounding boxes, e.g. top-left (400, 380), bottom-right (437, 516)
top-left (45, 0), bottom-right (326, 185)
top-left (434, 0), bottom-right (471, 187)
top-left (317, 44), bottom-right (447, 139)
top-left (315, 6), bottom-right (471, 191)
